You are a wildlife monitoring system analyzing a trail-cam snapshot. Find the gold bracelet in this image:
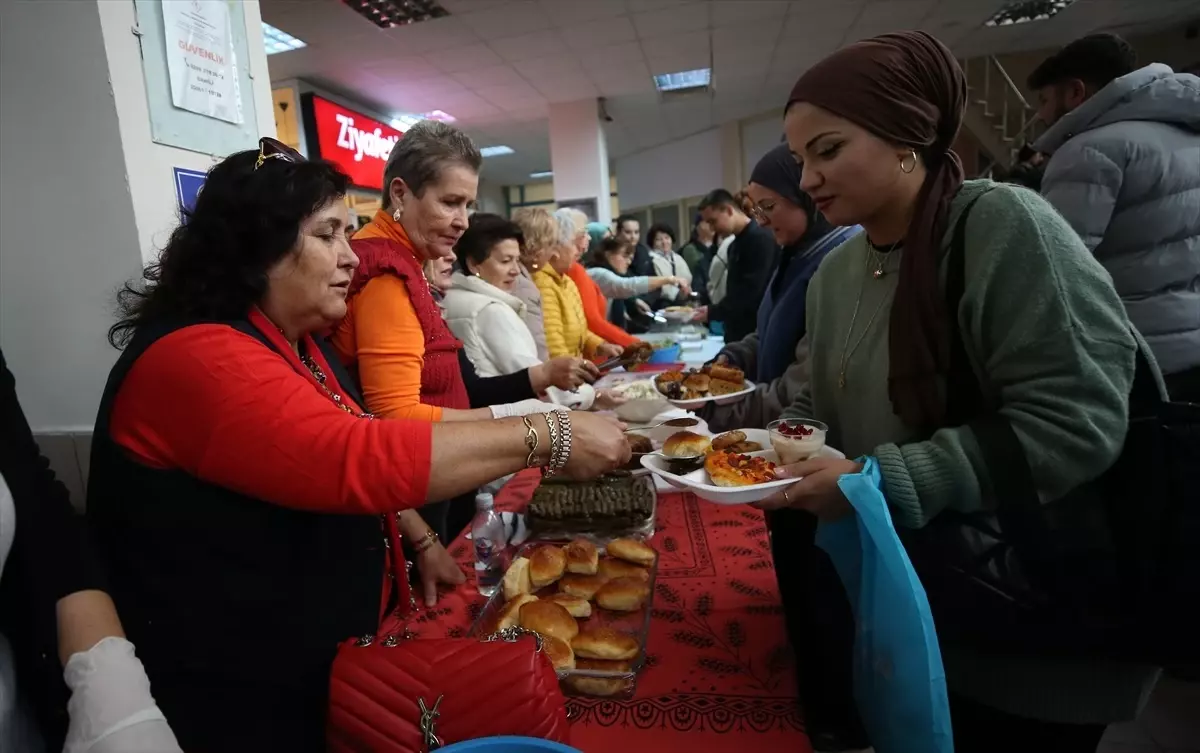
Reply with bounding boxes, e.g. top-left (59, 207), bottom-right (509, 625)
top-left (522, 414), bottom-right (540, 468)
top-left (413, 529), bottom-right (439, 553)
